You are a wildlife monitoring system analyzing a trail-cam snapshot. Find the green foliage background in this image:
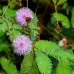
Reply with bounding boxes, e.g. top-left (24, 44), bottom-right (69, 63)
top-left (0, 0), bottom-right (74, 74)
